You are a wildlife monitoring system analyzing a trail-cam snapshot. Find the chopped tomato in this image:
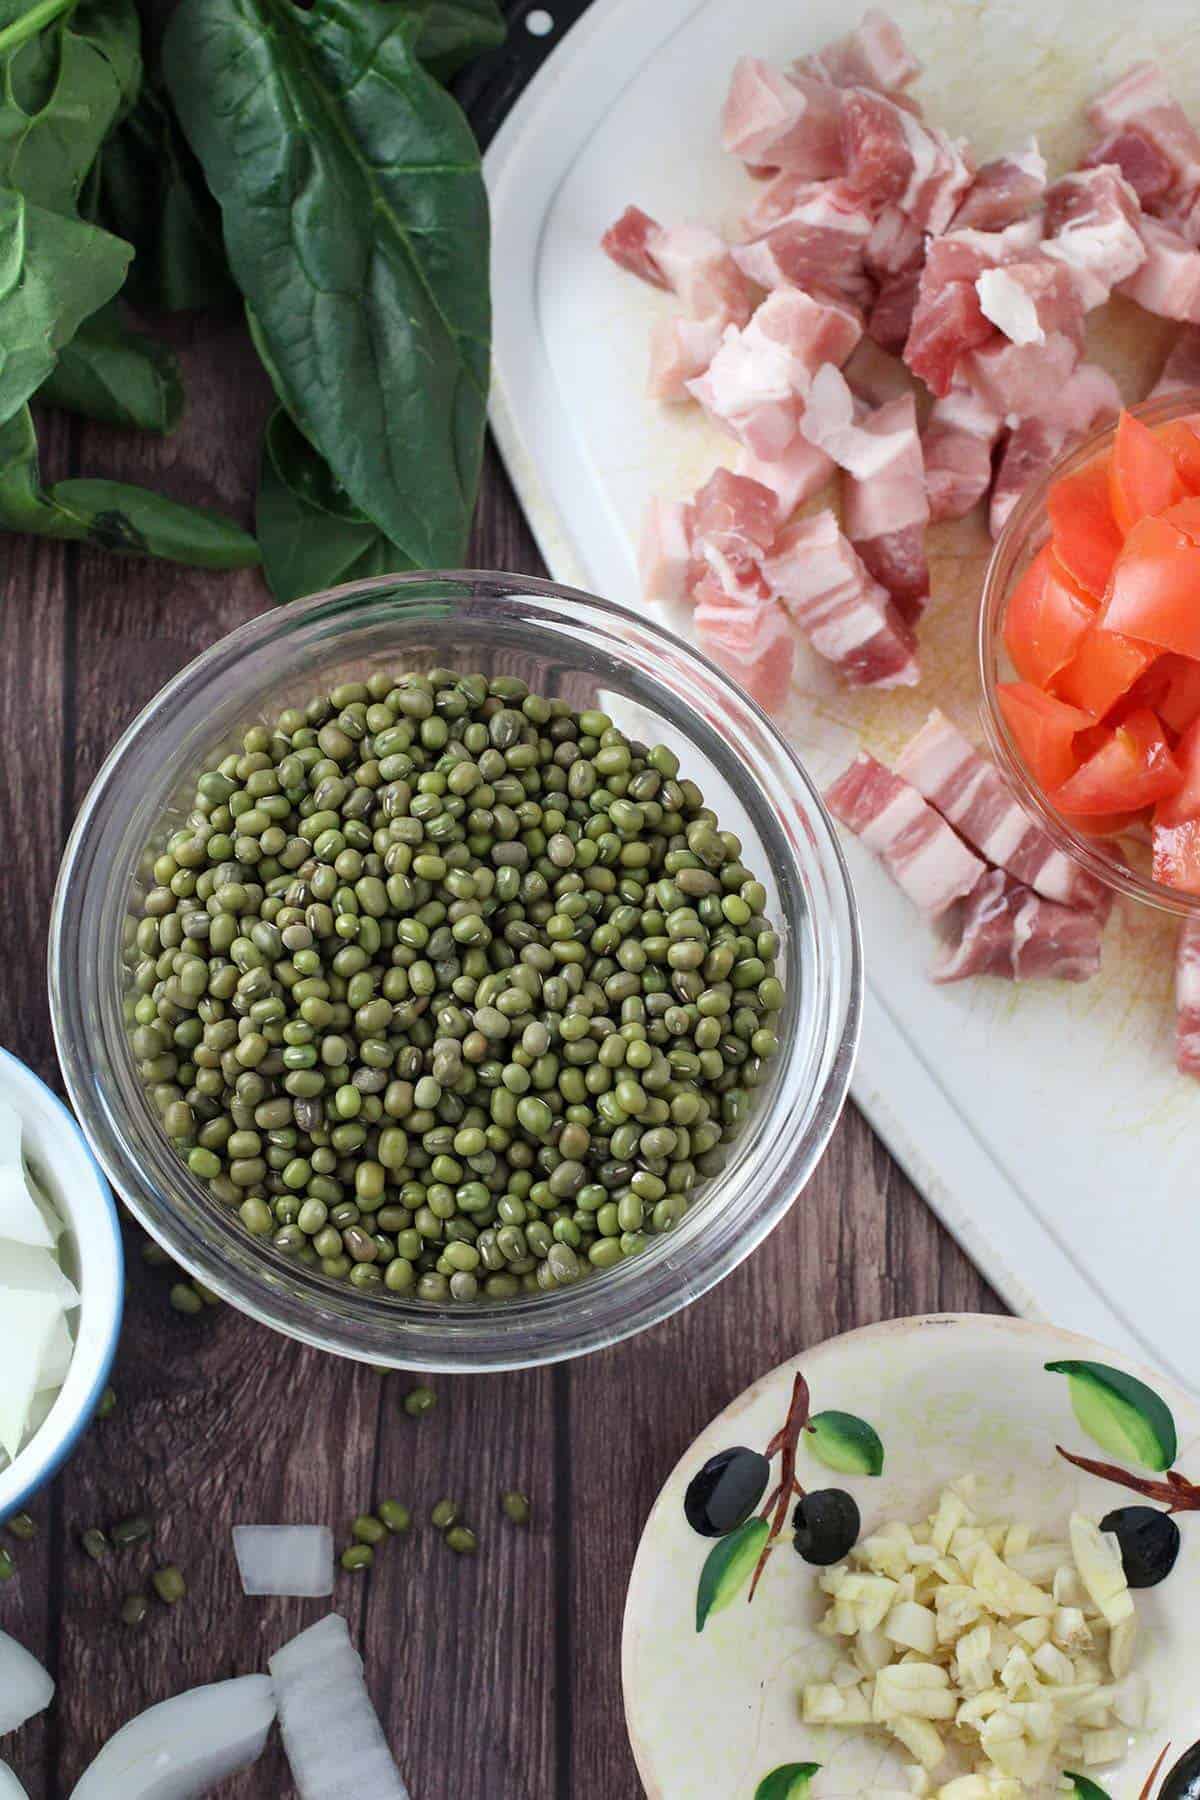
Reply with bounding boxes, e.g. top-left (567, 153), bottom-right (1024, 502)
top-left (1160, 495), bottom-right (1200, 544)
top-left (1102, 513), bottom-right (1200, 658)
top-left (1004, 544), bottom-right (1097, 689)
top-left (1047, 455), bottom-right (1124, 598)
top-left (1109, 410), bottom-right (1187, 532)
top-left (1155, 417), bottom-right (1200, 493)
top-left (1055, 806), bottom-right (1144, 838)
top-left (1120, 653), bottom-right (1200, 735)
top-left (1052, 708), bottom-right (1183, 815)
top-left (996, 682), bottom-right (1094, 792)
top-left (1053, 626), bottom-right (1159, 718)
top-left (1152, 717), bottom-right (1200, 891)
